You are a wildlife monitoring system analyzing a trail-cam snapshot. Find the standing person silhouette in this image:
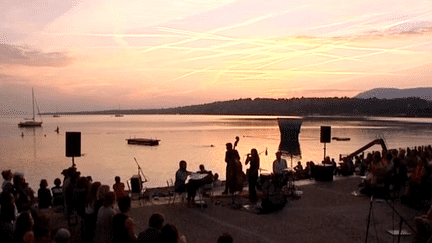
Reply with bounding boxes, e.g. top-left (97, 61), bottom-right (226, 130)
top-left (245, 148), bottom-right (260, 202)
top-left (223, 142), bottom-right (240, 195)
